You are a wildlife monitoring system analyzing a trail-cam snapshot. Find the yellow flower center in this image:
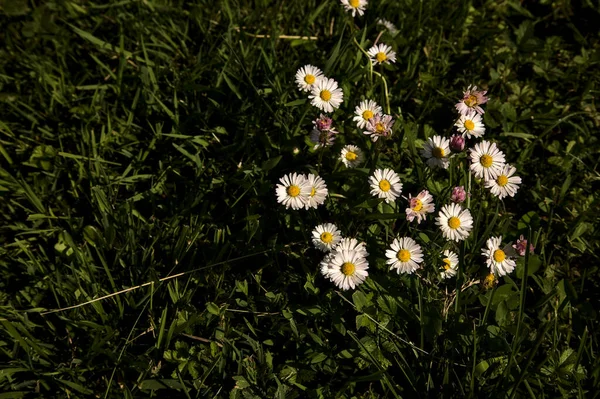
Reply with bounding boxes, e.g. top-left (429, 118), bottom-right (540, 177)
top-left (397, 249), bottom-right (411, 262)
top-left (464, 120), bottom-right (475, 131)
top-left (483, 273), bottom-right (496, 289)
top-left (342, 262), bottom-right (355, 276)
top-left (493, 249), bottom-right (506, 263)
top-left (310, 187), bottom-right (316, 197)
top-left (376, 52), bottom-right (387, 62)
top-left (362, 110), bottom-right (374, 120)
top-left (432, 147), bottom-right (445, 158)
top-left (480, 154), bottom-right (493, 168)
top-left (497, 175), bottom-right (508, 187)
top-left (345, 151), bottom-right (357, 161)
top-left (412, 199), bottom-right (423, 211)
top-left (448, 216), bottom-right (461, 229)
top-left (375, 122), bottom-right (386, 133)
top-left (320, 232), bottom-right (333, 244)
top-left (464, 94), bottom-right (478, 107)
top-left (304, 74), bottom-right (316, 85)
top-left (443, 259), bottom-right (452, 270)
top-left (320, 90), bottom-right (332, 101)
top-left (287, 185), bottom-right (300, 197)
top-left (378, 179), bottom-right (391, 192)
